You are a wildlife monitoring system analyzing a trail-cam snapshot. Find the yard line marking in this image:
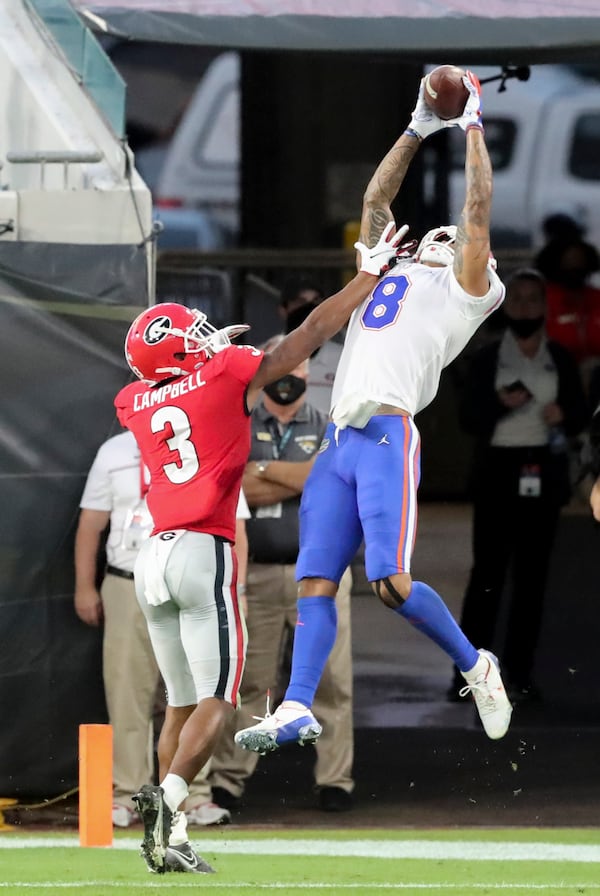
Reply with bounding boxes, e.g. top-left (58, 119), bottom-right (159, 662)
top-left (1, 837), bottom-right (600, 863)
top-left (1, 884), bottom-right (600, 890)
